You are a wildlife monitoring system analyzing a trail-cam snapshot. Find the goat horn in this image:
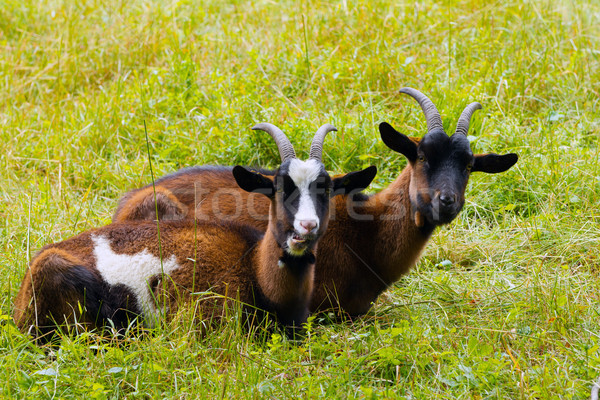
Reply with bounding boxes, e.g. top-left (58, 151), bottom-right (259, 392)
top-left (454, 102), bottom-right (482, 136)
top-left (252, 123), bottom-right (296, 162)
top-left (309, 124), bottom-right (337, 161)
top-left (399, 87), bottom-right (444, 133)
